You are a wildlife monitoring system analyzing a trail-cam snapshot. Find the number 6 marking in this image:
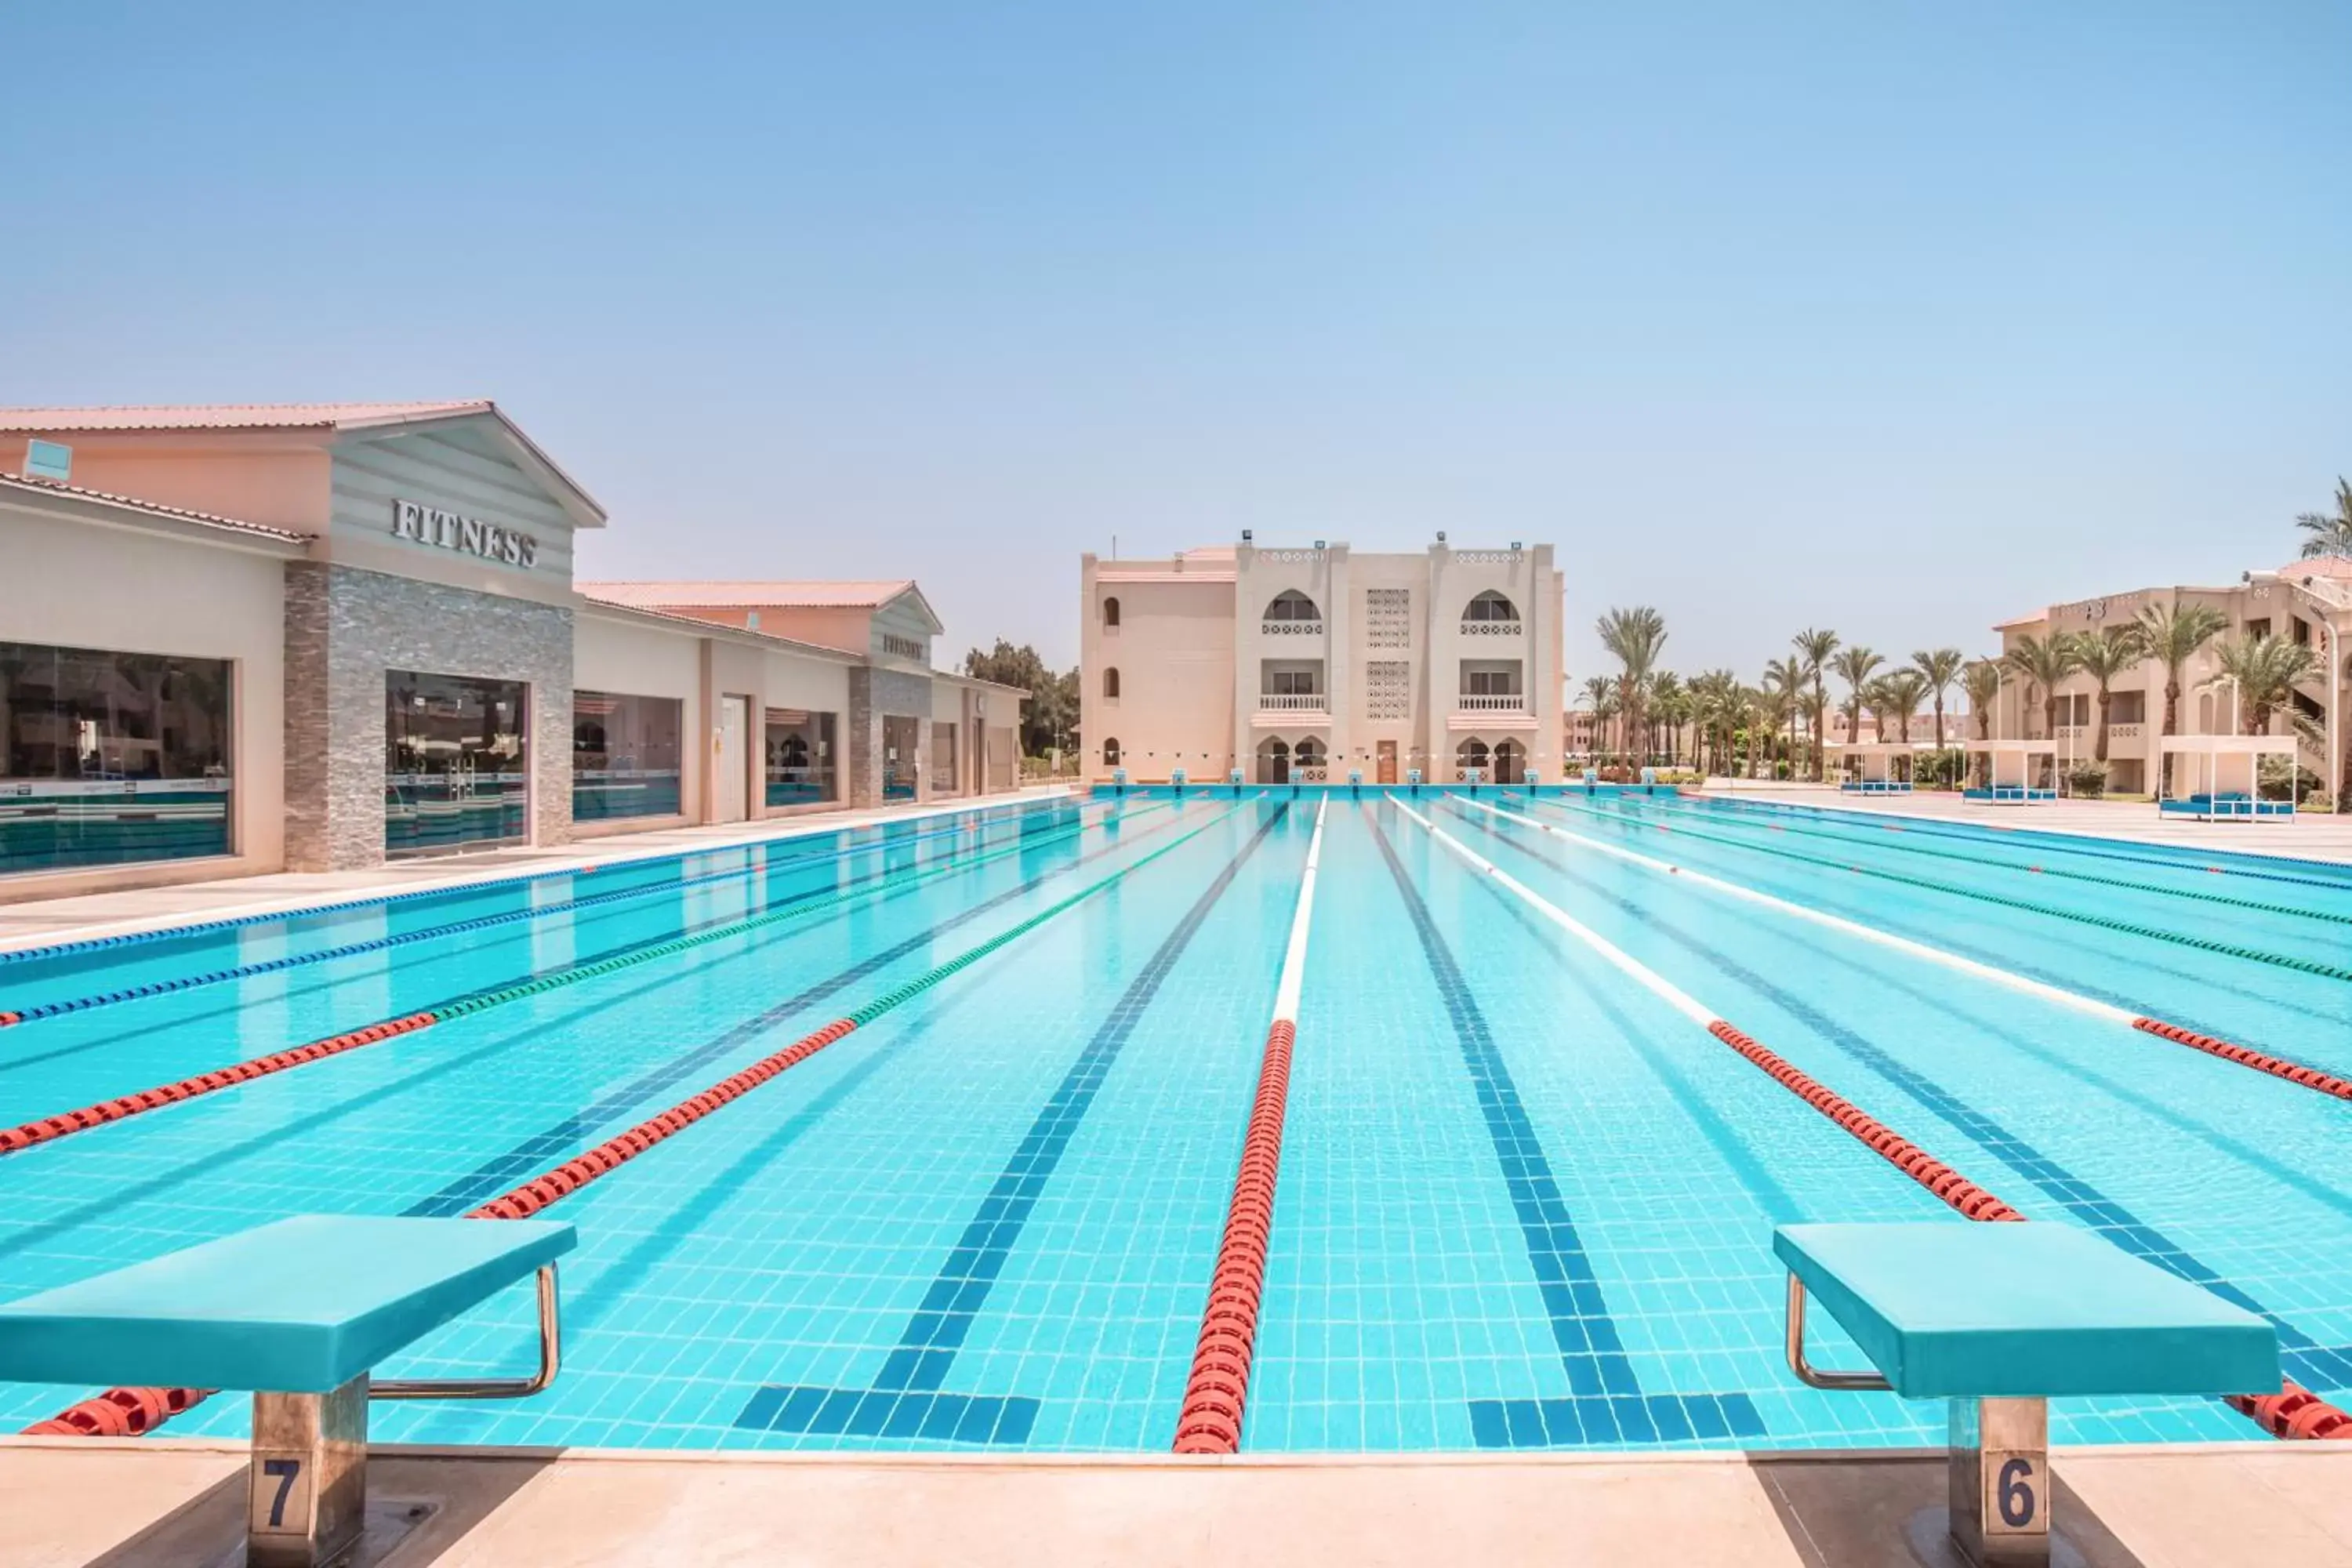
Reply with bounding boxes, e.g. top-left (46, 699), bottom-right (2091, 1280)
top-left (262, 1457), bottom-right (301, 1528)
top-left (1998, 1457), bottom-right (2037, 1528)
